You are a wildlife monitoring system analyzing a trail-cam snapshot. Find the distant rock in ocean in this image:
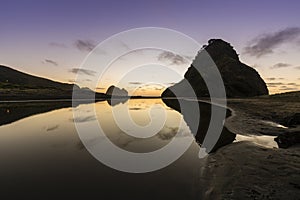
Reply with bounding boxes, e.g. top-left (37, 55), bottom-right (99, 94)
top-left (162, 39), bottom-right (269, 98)
top-left (106, 85), bottom-right (128, 97)
top-left (105, 85), bottom-right (129, 106)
